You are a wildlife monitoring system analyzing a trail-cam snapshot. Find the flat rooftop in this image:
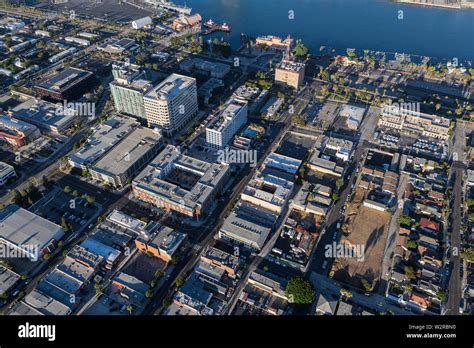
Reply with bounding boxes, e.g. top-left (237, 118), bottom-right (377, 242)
top-left (0, 205), bottom-right (64, 251)
top-left (69, 115), bottom-right (139, 167)
top-left (220, 202), bottom-right (278, 249)
top-left (0, 114), bottom-right (37, 133)
top-left (24, 289), bottom-right (72, 315)
top-left (263, 152), bottom-right (302, 175)
top-left (67, 245), bottom-right (103, 269)
top-left (0, 161), bottom-right (14, 174)
top-left (10, 98), bottom-right (76, 130)
top-left (207, 99), bottom-right (247, 132)
top-left (278, 59), bottom-right (305, 73)
top-left (145, 225), bottom-right (186, 256)
top-left (339, 104), bottom-right (366, 122)
top-left (145, 73), bottom-right (195, 101)
top-left (0, 266), bottom-right (20, 294)
top-left (81, 238), bottom-right (121, 264)
top-left (10, 301), bottom-right (44, 315)
top-left (91, 126), bottom-right (162, 176)
top-left (106, 209), bottom-right (147, 235)
top-left (133, 145), bottom-right (229, 210)
top-left (36, 67), bottom-right (93, 93)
